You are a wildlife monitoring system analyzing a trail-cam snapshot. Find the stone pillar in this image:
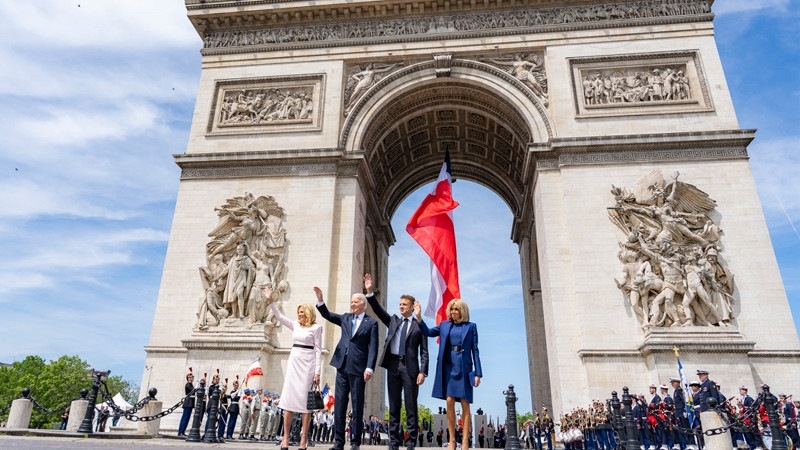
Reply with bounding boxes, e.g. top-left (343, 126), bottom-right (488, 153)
top-left (699, 410), bottom-right (733, 450)
top-left (66, 399), bottom-right (89, 432)
top-left (136, 400), bottom-right (163, 436)
top-left (6, 398), bottom-right (33, 429)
